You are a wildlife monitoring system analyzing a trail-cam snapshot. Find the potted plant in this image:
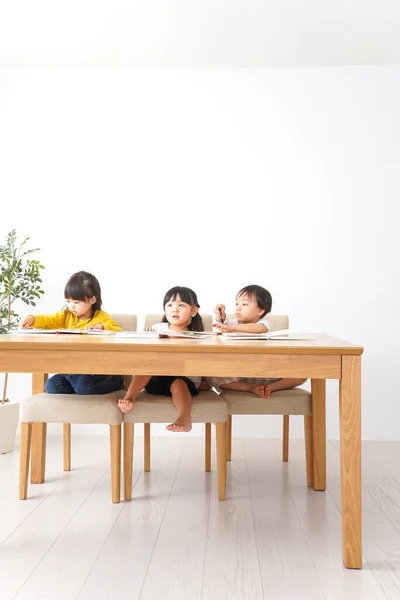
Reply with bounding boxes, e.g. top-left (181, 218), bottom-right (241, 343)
top-left (0, 230), bottom-right (44, 454)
